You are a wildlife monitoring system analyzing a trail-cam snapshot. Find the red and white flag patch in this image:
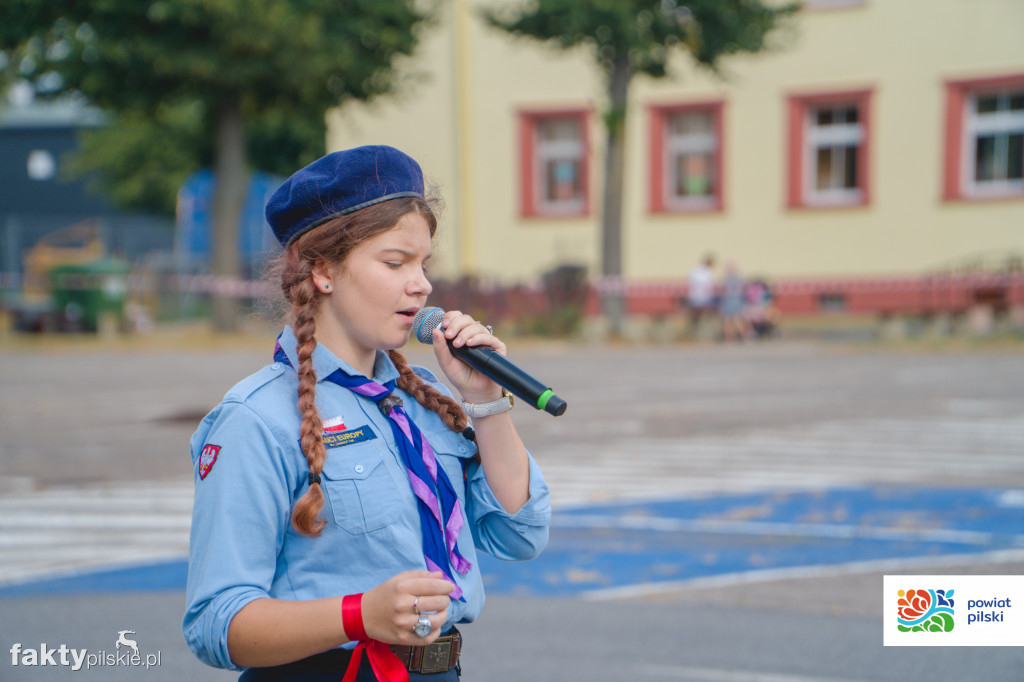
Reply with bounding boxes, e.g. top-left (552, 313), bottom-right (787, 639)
top-left (199, 444), bottom-right (221, 480)
top-left (323, 415), bottom-right (347, 433)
